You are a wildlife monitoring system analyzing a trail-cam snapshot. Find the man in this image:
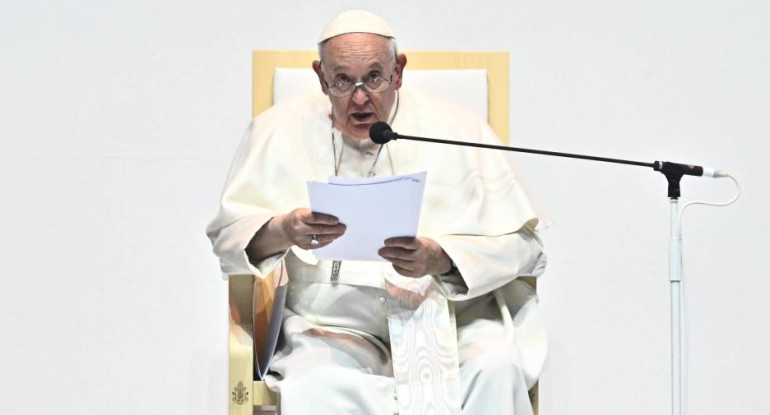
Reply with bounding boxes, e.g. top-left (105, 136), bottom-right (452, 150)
top-left (207, 9), bottom-right (546, 415)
